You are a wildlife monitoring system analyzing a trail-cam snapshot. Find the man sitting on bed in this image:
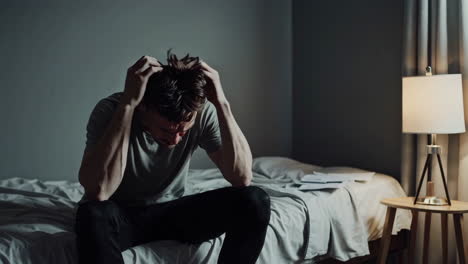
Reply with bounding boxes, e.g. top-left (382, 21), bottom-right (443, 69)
top-left (75, 52), bottom-right (271, 264)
